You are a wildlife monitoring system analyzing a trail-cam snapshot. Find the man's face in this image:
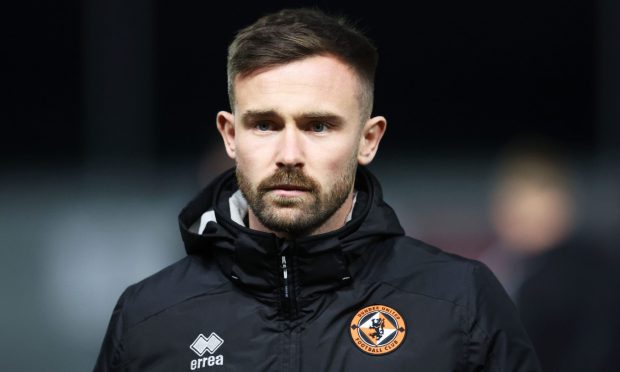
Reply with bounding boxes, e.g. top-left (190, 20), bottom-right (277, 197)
top-left (218, 55), bottom-right (383, 236)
